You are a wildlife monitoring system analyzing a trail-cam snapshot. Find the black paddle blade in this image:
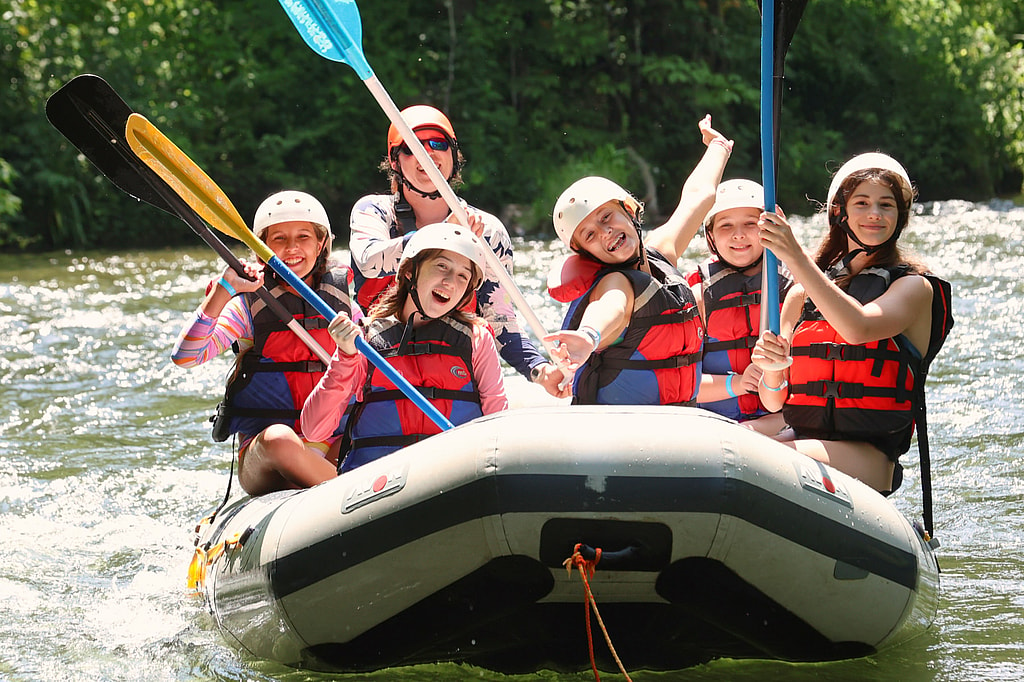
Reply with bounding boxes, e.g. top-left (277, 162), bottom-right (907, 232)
top-left (45, 74), bottom-right (177, 217)
top-left (776, 0), bottom-right (808, 57)
top-left (775, 0), bottom-right (808, 69)
top-left (757, 0), bottom-right (809, 62)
